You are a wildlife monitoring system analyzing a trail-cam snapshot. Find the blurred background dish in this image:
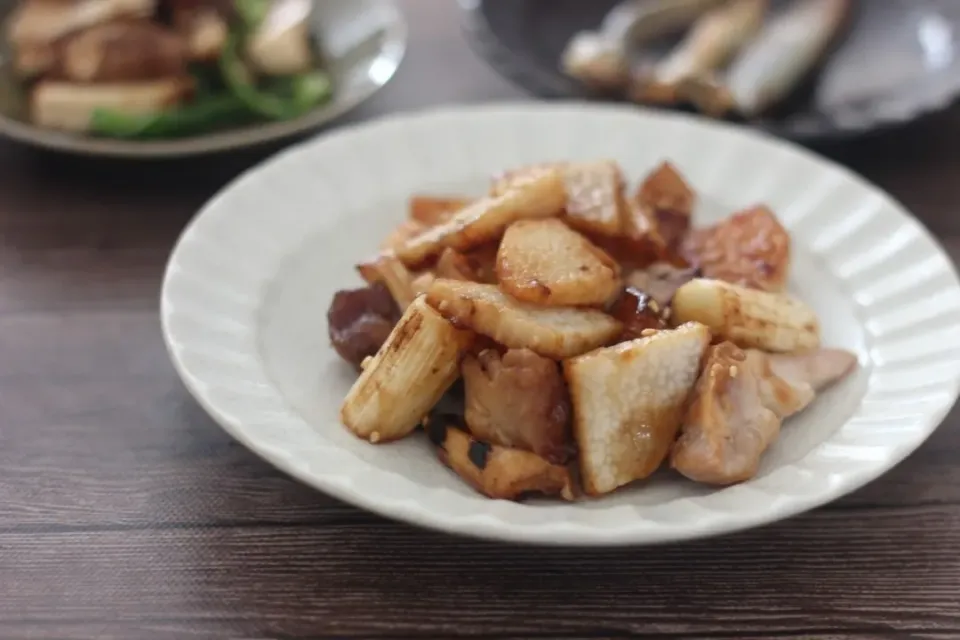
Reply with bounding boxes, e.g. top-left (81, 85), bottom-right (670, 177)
top-left (460, 0), bottom-right (960, 142)
top-left (0, 0), bottom-right (406, 156)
